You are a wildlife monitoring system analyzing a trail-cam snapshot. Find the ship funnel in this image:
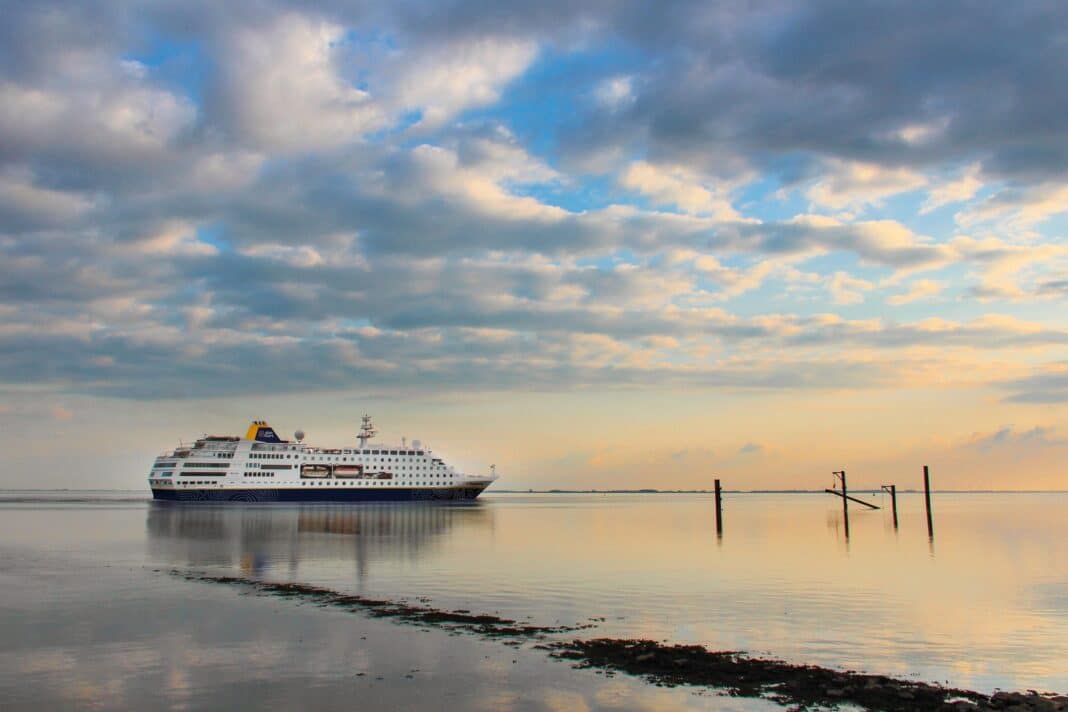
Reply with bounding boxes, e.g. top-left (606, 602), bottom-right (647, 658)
top-left (246, 420), bottom-right (284, 443)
